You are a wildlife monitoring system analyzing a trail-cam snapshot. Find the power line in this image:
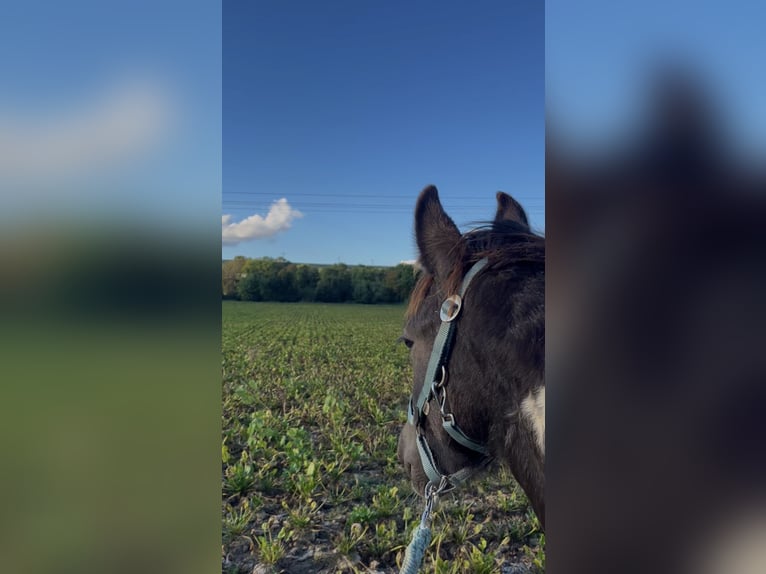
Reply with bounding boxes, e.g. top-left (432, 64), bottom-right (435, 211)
top-left (221, 193), bottom-right (545, 217)
top-left (220, 199), bottom-right (545, 206)
top-left (222, 202), bottom-right (543, 209)
top-left (224, 191), bottom-right (543, 201)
